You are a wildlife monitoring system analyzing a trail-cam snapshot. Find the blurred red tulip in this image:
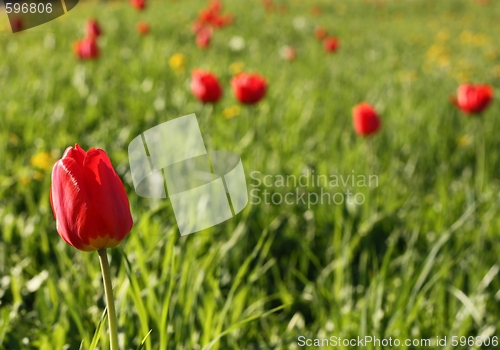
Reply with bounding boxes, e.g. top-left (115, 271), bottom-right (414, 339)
top-left (450, 84), bottom-right (494, 115)
top-left (130, 0), bottom-right (146, 10)
top-left (199, 9), bottom-right (218, 24)
top-left (314, 26), bottom-right (327, 40)
top-left (208, 0), bottom-right (222, 13)
top-left (323, 36), bottom-right (340, 53)
top-left (190, 69), bottom-right (223, 103)
top-left (50, 144), bottom-right (133, 251)
top-left (192, 20), bottom-right (204, 34)
top-left (281, 46), bottom-right (296, 61)
top-left (85, 19), bottom-right (102, 38)
top-left (196, 27), bottom-right (213, 49)
top-left (136, 21), bottom-right (150, 35)
top-left (231, 73), bottom-right (267, 105)
top-left (352, 103), bottom-right (381, 136)
top-left (198, 1), bottom-right (233, 29)
top-left (262, 0), bottom-right (275, 12)
top-left (73, 37), bottom-right (99, 60)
